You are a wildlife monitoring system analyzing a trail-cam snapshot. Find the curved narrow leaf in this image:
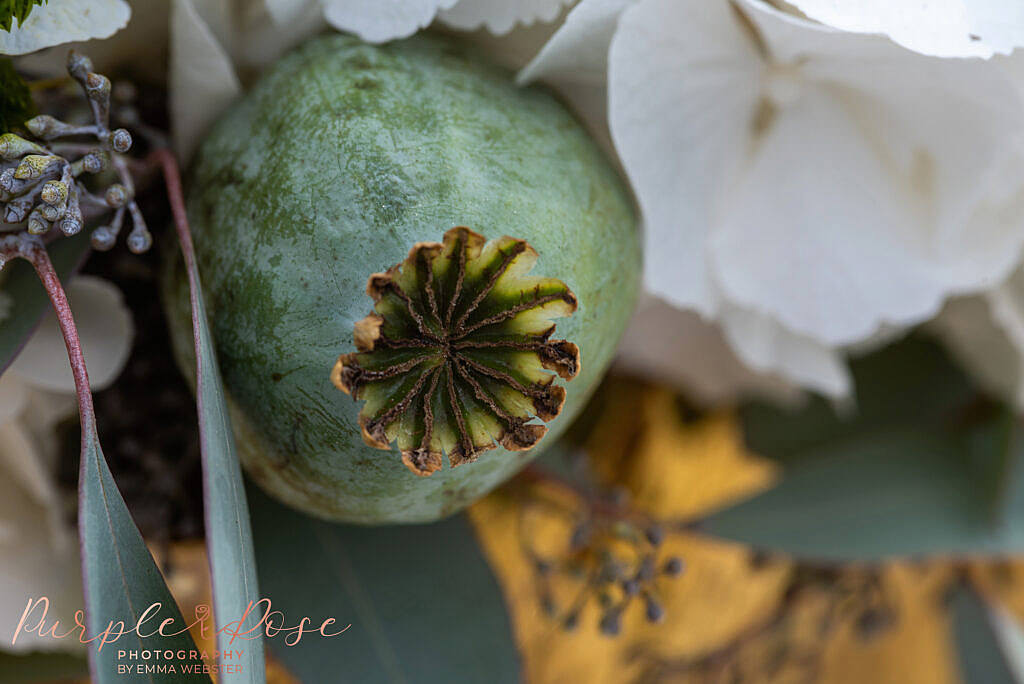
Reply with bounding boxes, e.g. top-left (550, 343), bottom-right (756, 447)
top-left (0, 231), bottom-right (89, 374)
top-left (79, 426), bottom-right (211, 683)
top-left (167, 148), bottom-right (265, 683)
top-left (702, 335), bottom-right (1024, 560)
top-left (952, 584), bottom-right (1024, 683)
top-left (249, 486), bottom-right (521, 683)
